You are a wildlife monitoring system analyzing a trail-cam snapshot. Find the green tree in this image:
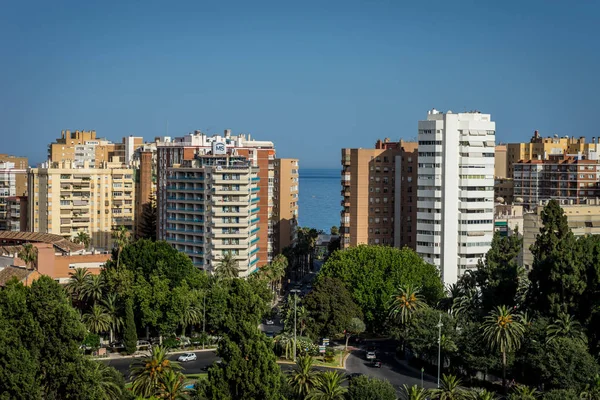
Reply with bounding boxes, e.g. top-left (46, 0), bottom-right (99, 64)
top-left (130, 345), bottom-right (182, 398)
top-left (319, 245), bottom-right (444, 331)
top-left (345, 317), bottom-right (366, 350)
top-left (102, 293), bottom-right (123, 344)
top-left (87, 360), bottom-right (127, 400)
top-left (82, 273), bottom-right (105, 306)
top-left (124, 297), bottom-right (138, 354)
top-left (542, 389), bottom-right (579, 400)
top-left (306, 371), bottom-right (347, 400)
top-left (65, 267), bottom-right (91, 301)
top-left (475, 230), bottom-right (523, 312)
top-left (401, 308), bottom-right (457, 367)
top-left (546, 313), bottom-right (587, 345)
top-left (389, 284), bottom-right (428, 325)
top-left (482, 305), bottom-right (525, 392)
top-left (297, 305), bottom-right (311, 337)
top-left (453, 321), bottom-right (499, 384)
top-left (158, 369), bottom-right (188, 400)
top-left (508, 385), bottom-right (539, 400)
top-left (400, 384), bottom-right (431, 400)
top-left (529, 200), bottom-right (586, 318)
top-left (216, 251), bottom-right (240, 279)
top-left (200, 329), bottom-right (284, 400)
top-left (82, 304), bottom-right (111, 334)
top-left (430, 374), bottom-right (469, 400)
top-left (137, 194), bottom-right (157, 241)
top-left (287, 355), bottom-right (320, 398)
top-left (330, 226), bottom-right (339, 236)
top-left (17, 243), bottom-right (38, 286)
top-left (111, 225), bottom-right (130, 269)
top-left (303, 277), bottom-right (362, 339)
top-left (347, 375), bottom-right (396, 400)
top-left (74, 231), bottom-right (91, 249)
